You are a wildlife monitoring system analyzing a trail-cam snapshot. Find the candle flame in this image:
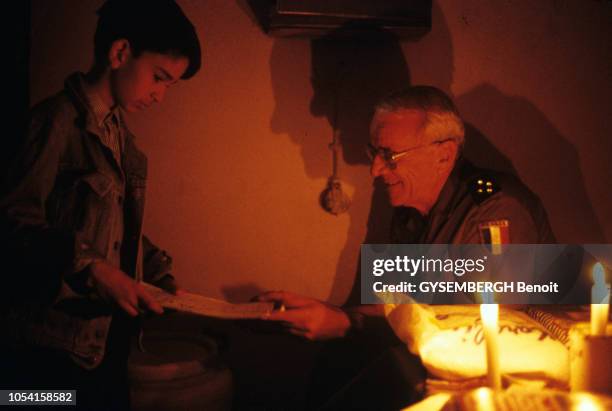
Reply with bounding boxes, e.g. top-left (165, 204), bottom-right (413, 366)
top-left (574, 393), bottom-right (602, 411)
top-left (592, 262), bottom-right (605, 285)
top-left (475, 387), bottom-right (491, 401)
top-left (480, 303), bottom-right (499, 326)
